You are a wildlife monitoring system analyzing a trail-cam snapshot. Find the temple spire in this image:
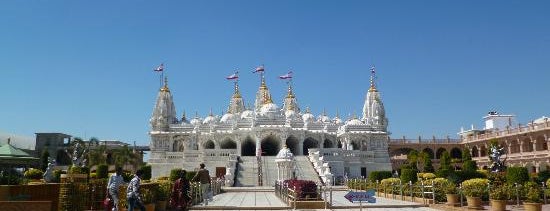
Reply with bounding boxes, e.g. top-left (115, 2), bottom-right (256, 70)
top-left (160, 76), bottom-right (170, 92)
top-left (362, 65), bottom-right (388, 131)
top-left (368, 66), bottom-right (377, 92)
top-left (150, 76), bottom-right (177, 131)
